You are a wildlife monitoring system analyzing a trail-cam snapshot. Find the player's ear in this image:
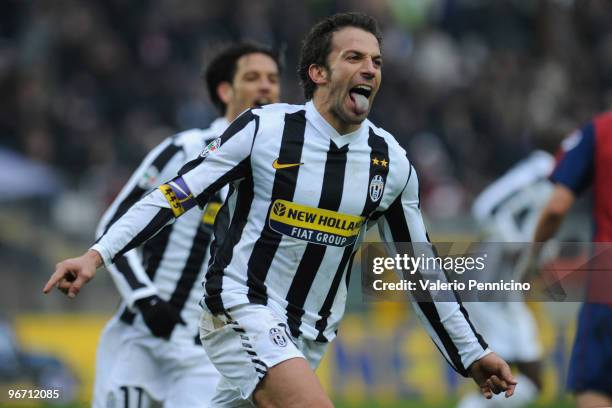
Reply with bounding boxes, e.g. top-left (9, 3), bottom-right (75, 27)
top-left (308, 64), bottom-right (328, 86)
top-left (217, 82), bottom-right (233, 104)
